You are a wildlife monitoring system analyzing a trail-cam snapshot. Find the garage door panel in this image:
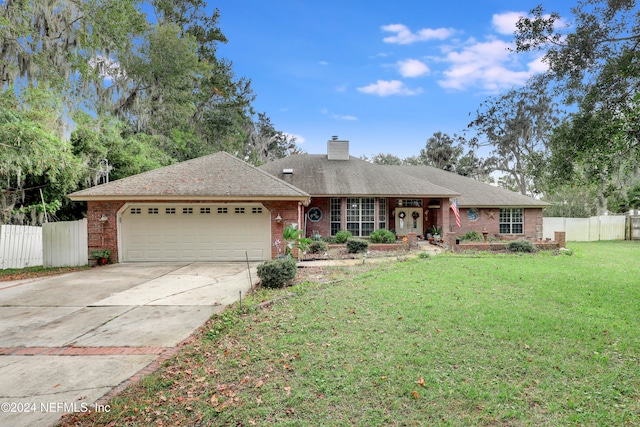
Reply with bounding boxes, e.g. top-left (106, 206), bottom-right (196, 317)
top-left (121, 204), bottom-right (271, 262)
